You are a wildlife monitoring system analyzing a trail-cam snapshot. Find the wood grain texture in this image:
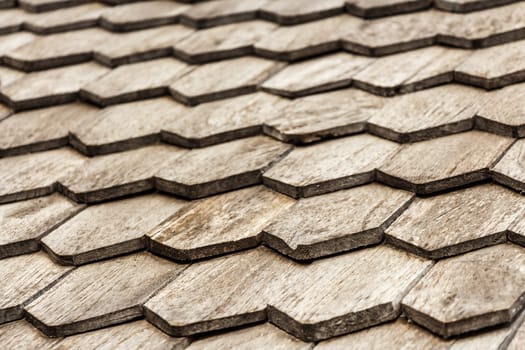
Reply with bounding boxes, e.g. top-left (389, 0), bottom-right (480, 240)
top-left (263, 183), bottom-right (413, 259)
top-left (386, 184), bottom-right (525, 259)
top-left (100, 1), bottom-right (188, 31)
top-left (0, 194), bottom-right (83, 259)
top-left (0, 321), bottom-right (58, 349)
top-left (180, 0), bottom-right (268, 28)
top-left (156, 136), bottom-right (291, 199)
top-left (25, 253), bottom-right (184, 337)
top-left (491, 139), bottom-right (525, 192)
top-left (402, 244), bottom-right (525, 337)
top-left (476, 83), bottom-right (525, 137)
top-left (80, 58), bottom-right (191, 107)
top-left (59, 145), bottom-right (186, 203)
top-left (263, 134), bottom-right (399, 198)
top-left (70, 97), bottom-right (186, 155)
top-left (174, 20), bottom-right (277, 63)
top-left (261, 53), bottom-right (373, 97)
top-left (0, 148), bottom-right (84, 204)
top-left (368, 85), bottom-right (482, 142)
top-left (170, 56), bottom-right (284, 105)
top-left (0, 31), bottom-right (35, 57)
top-left (455, 40), bottom-right (525, 89)
top-left (187, 323), bottom-right (312, 350)
top-left (378, 131), bottom-right (513, 194)
top-left (0, 103), bottom-right (98, 156)
top-left (0, 62), bottom-right (109, 110)
top-left (4, 28), bottom-right (110, 71)
top-left (148, 186), bottom-right (294, 261)
top-left (145, 246), bottom-right (430, 341)
top-left (42, 194), bottom-right (187, 265)
top-left (0, 252), bottom-right (71, 324)
top-left (263, 89), bottom-right (385, 144)
top-left (260, 0), bottom-right (344, 25)
top-left (95, 25), bottom-right (193, 67)
top-left (163, 92), bottom-right (285, 147)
